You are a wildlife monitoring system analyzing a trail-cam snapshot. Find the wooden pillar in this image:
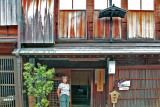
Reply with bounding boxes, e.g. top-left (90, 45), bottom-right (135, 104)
top-left (121, 0), bottom-right (128, 40)
top-left (155, 0), bottom-right (160, 40)
top-left (108, 74), bottom-right (114, 107)
top-left (14, 56), bottom-right (23, 107)
top-left (86, 0), bottom-right (94, 39)
top-left (28, 95), bottom-right (35, 107)
top-left (54, 0), bottom-right (59, 40)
